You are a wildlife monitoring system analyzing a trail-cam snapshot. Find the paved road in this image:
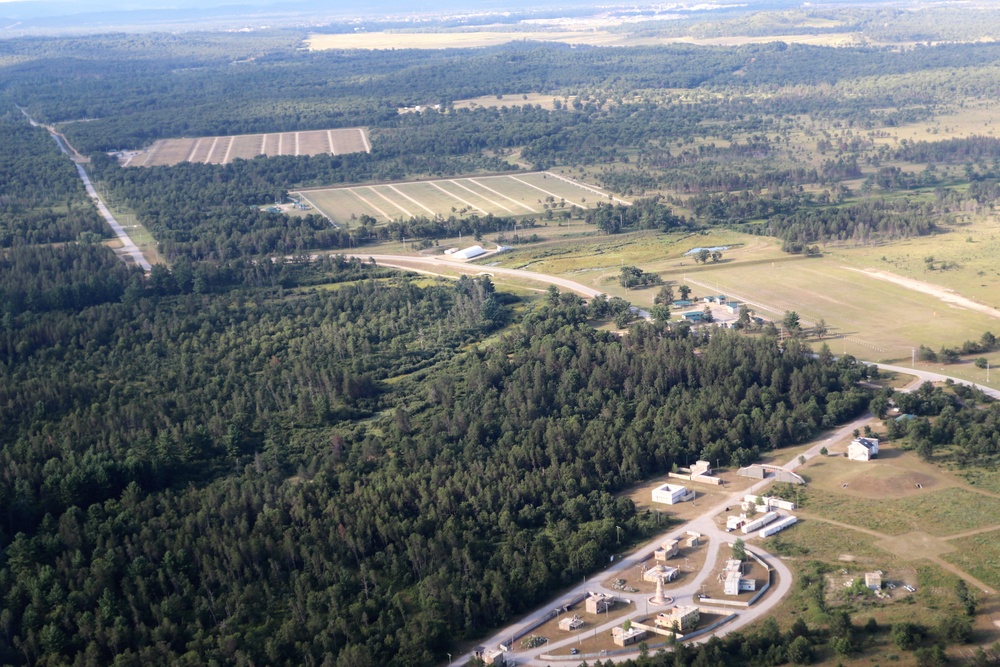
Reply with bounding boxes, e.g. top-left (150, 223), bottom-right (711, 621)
top-left (19, 106), bottom-right (151, 273)
top-left (870, 363), bottom-right (1000, 401)
top-left (350, 253), bottom-right (651, 317)
top-left (459, 477), bottom-right (794, 666)
top-left (73, 163), bottom-right (152, 272)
